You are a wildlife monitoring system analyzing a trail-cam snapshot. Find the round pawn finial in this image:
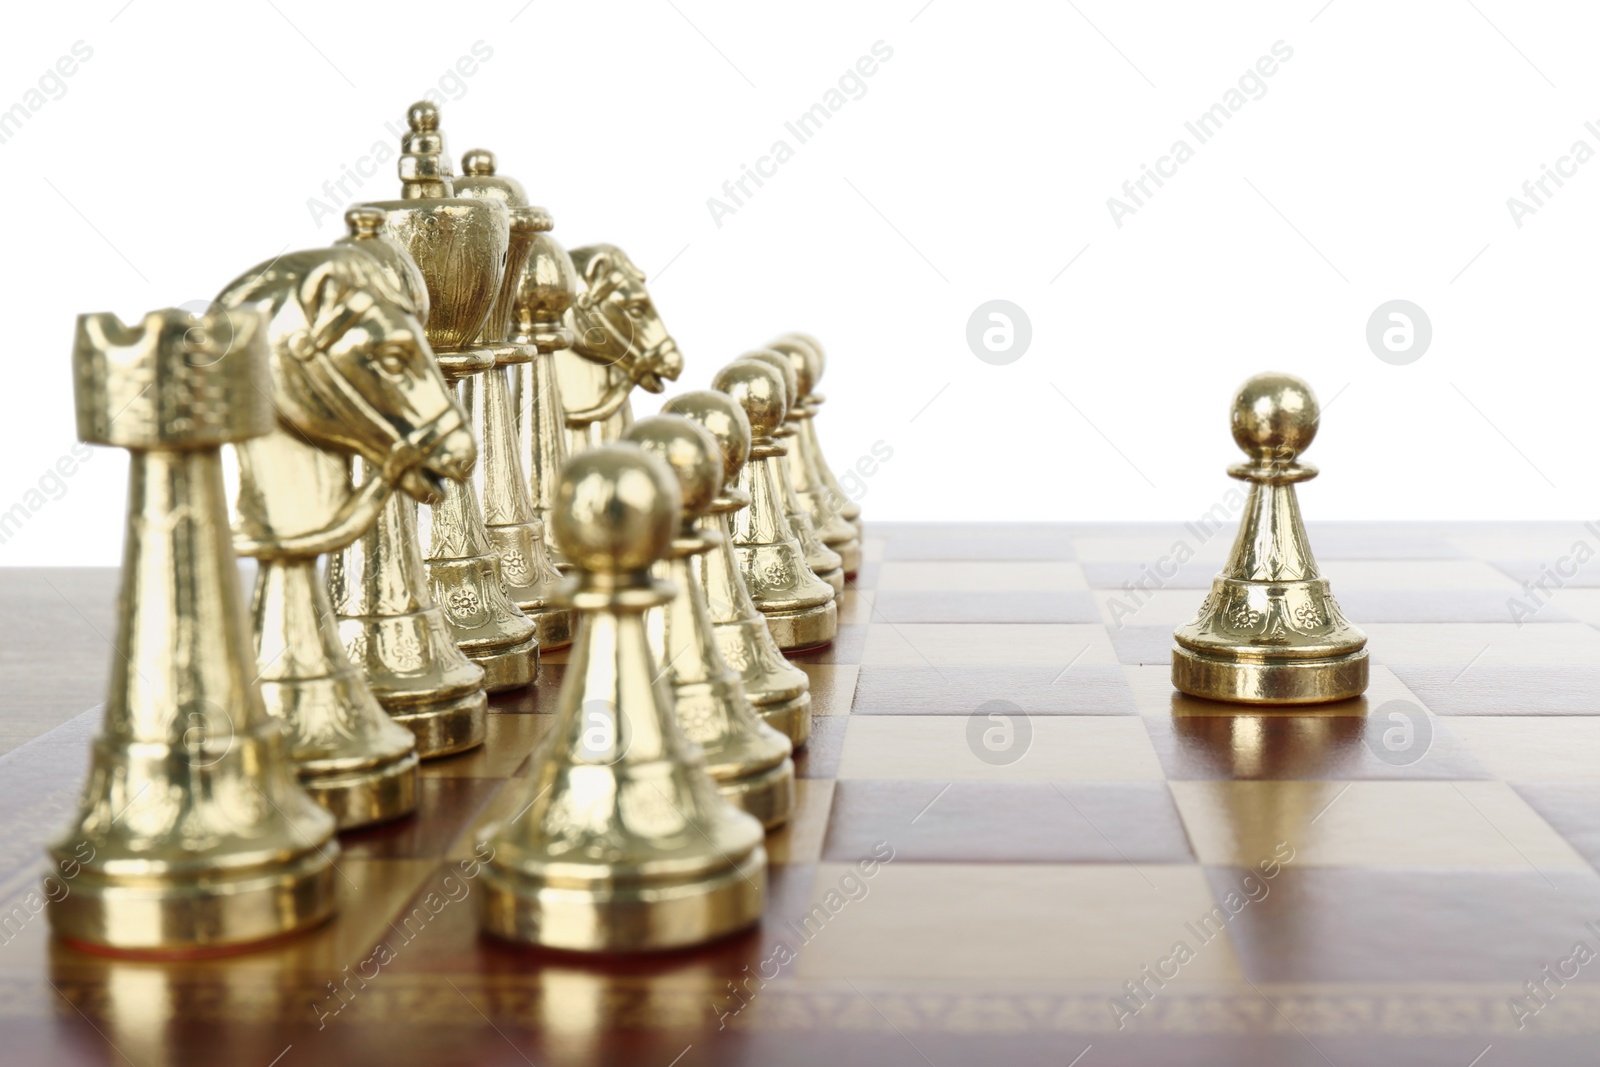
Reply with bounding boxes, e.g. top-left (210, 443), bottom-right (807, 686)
top-left (624, 416), bottom-right (723, 523)
top-left (344, 206), bottom-right (386, 238)
top-left (554, 445), bottom-right (680, 577)
top-left (1231, 372), bottom-right (1319, 462)
top-left (662, 391), bottom-right (752, 490)
top-left (737, 350), bottom-right (798, 415)
top-left (407, 100), bottom-right (439, 131)
top-left (761, 339), bottom-right (817, 401)
top-left (712, 359), bottom-right (788, 441)
top-left (783, 332), bottom-right (826, 381)
top-left (462, 148), bottom-right (495, 176)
